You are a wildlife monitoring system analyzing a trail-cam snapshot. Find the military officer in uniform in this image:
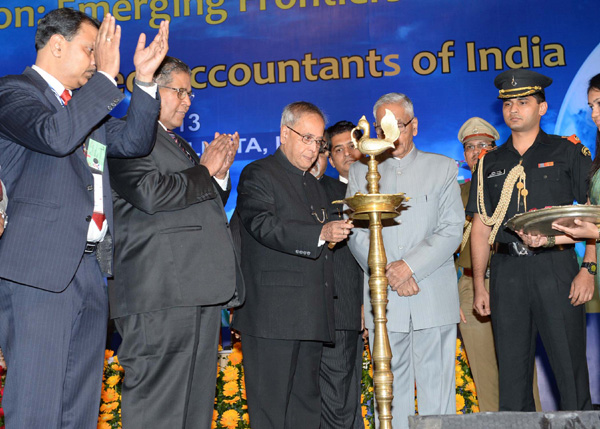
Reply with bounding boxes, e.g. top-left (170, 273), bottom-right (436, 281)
top-left (457, 117), bottom-right (541, 411)
top-left (467, 69), bottom-right (594, 411)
